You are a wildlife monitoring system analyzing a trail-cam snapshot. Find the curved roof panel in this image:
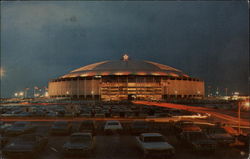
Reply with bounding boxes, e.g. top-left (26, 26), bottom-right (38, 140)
top-left (61, 58), bottom-right (189, 78)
